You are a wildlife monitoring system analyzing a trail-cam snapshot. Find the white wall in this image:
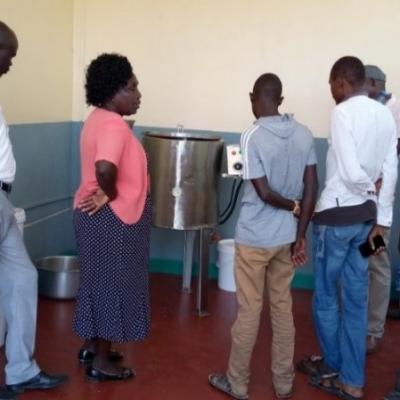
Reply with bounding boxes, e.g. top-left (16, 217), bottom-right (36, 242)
top-left (72, 0), bottom-right (400, 137)
top-left (1, 0), bottom-right (73, 124)
top-left (2, 0), bottom-right (399, 134)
